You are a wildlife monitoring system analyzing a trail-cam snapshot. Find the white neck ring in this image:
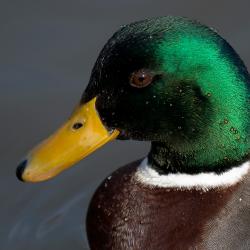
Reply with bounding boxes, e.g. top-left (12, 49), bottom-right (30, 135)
top-left (135, 158), bottom-right (250, 191)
